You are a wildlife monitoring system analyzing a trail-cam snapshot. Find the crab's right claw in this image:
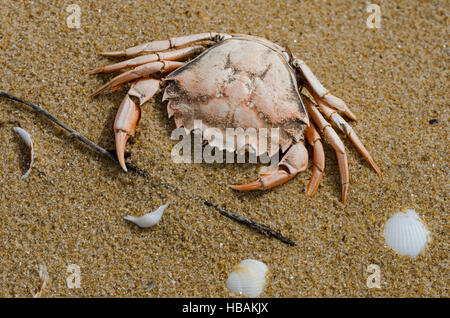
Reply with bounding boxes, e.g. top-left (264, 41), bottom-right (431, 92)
top-left (230, 167), bottom-right (296, 191)
top-left (230, 142), bottom-right (308, 191)
top-left (114, 94), bottom-right (141, 171)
